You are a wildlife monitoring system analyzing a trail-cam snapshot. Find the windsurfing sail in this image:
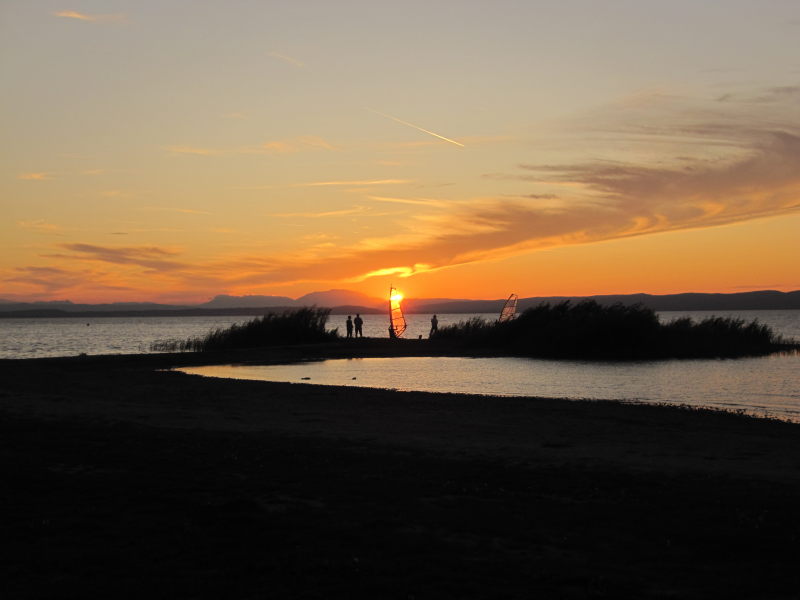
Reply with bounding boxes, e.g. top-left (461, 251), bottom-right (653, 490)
top-left (499, 293), bottom-right (518, 323)
top-left (389, 286), bottom-right (407, 338)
